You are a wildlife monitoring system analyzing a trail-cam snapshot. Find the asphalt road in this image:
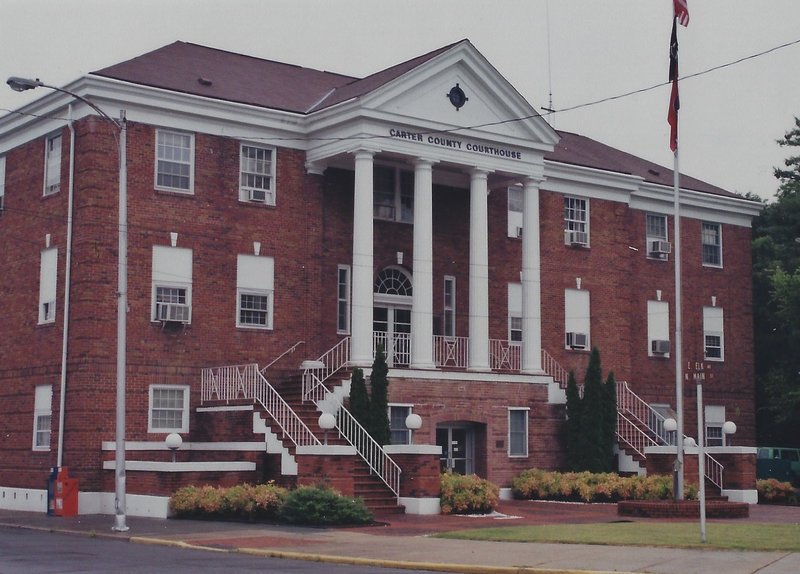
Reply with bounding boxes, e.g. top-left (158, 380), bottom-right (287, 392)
top-left (0, 526), bottom-right (434, 574)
